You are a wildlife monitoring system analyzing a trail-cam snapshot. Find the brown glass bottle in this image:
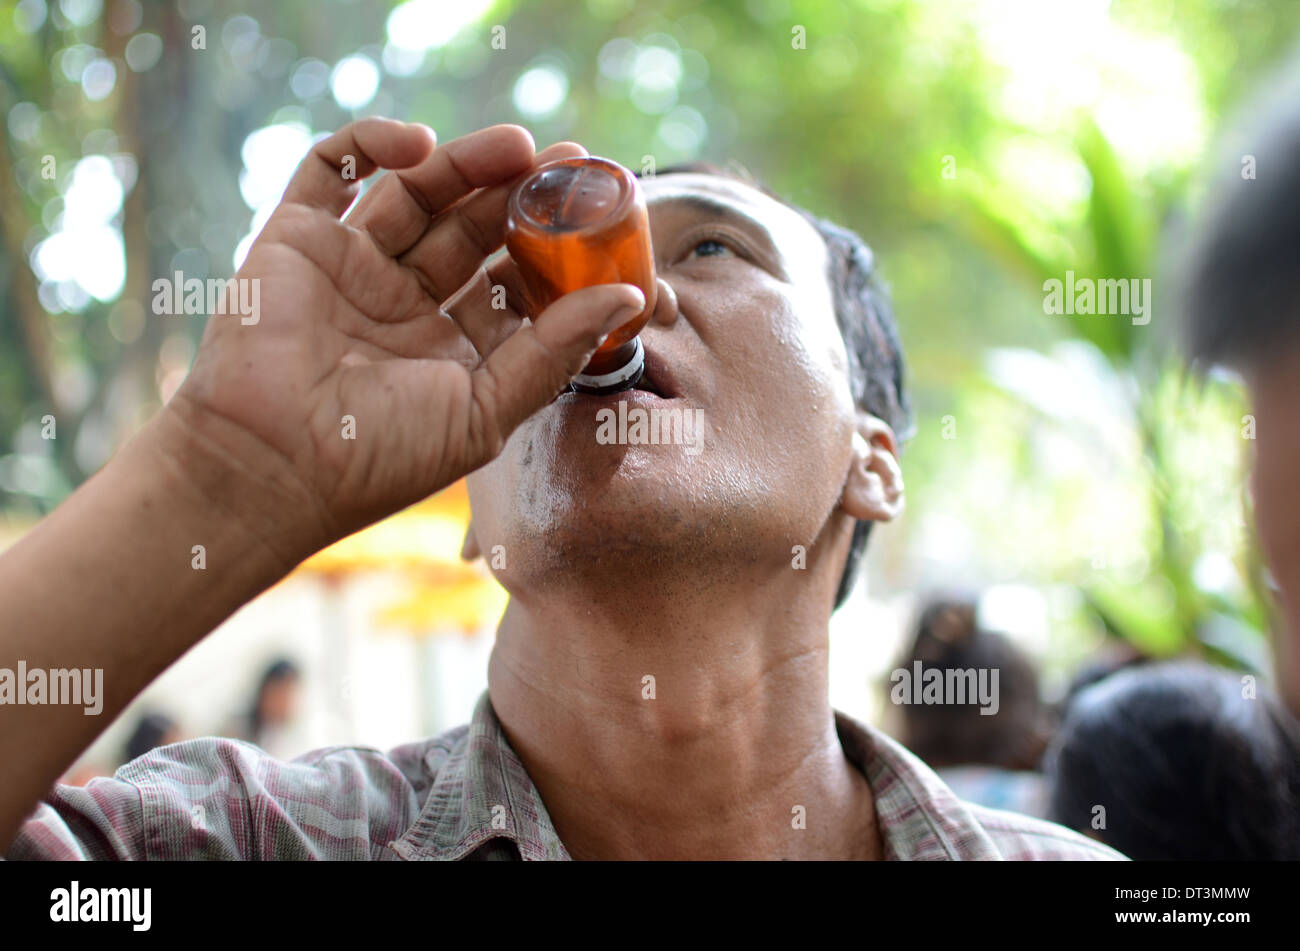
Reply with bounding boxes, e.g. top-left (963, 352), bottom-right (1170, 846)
top-left (505, 156), bottom-right (657, 393)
